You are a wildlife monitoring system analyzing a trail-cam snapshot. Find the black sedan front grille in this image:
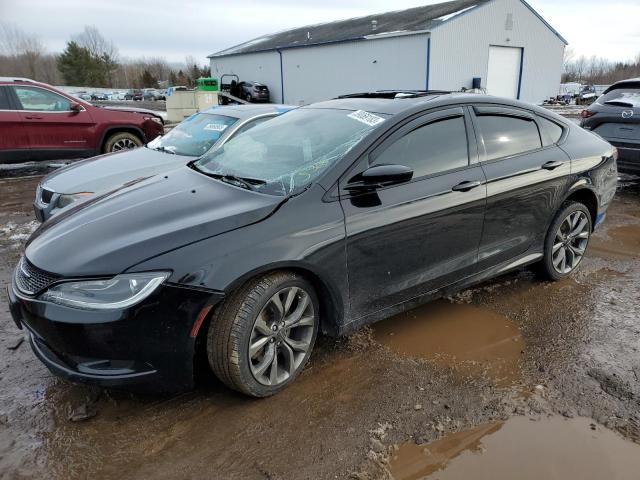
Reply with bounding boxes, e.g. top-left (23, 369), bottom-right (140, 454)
top-left (15, 257), bottom-right (61, 295)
